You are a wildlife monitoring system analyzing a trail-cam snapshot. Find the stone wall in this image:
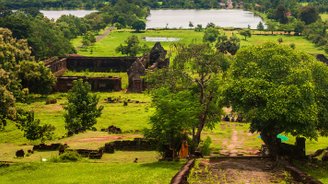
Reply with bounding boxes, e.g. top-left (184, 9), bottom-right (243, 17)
top-left (44, 57), bottom-right (67, 77)
top-left (316, 54), bottom-right (328, 65)
top-left (55, 76), bottom-right (121, 92)
top-left (66, 56), bottom-right (137, 72)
